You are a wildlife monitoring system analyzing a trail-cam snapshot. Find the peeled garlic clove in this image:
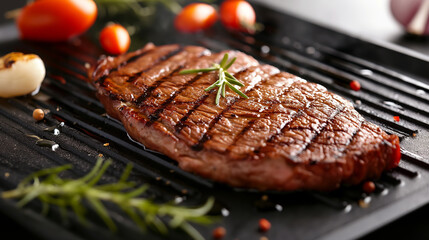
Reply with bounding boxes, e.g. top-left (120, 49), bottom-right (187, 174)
top-left (390, 0), bottom-right (429, 36)
top-left (0, 52), bottom-right (46, 98)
